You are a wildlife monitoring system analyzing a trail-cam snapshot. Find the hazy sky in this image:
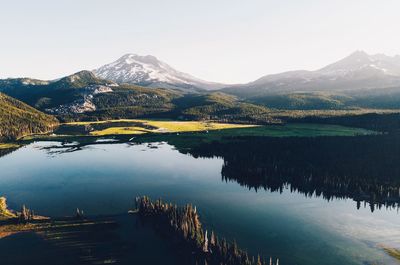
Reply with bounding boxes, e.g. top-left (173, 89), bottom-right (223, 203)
top-left (1, 0), bottom-right (400, 83)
